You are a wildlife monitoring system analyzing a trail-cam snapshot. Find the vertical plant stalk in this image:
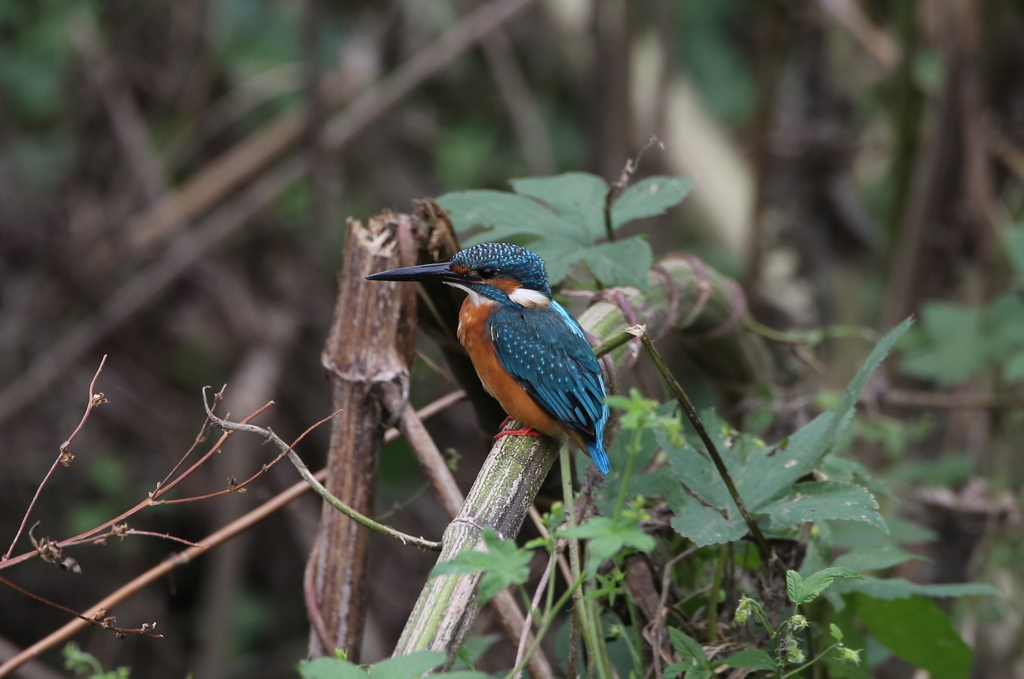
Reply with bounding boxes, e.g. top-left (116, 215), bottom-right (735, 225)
top-left (307, 215), bottom-right (417, 660)
top-left (639, 333), bottom-right (785, 576)
top-left (560, 448), bottom-right (611, 679)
